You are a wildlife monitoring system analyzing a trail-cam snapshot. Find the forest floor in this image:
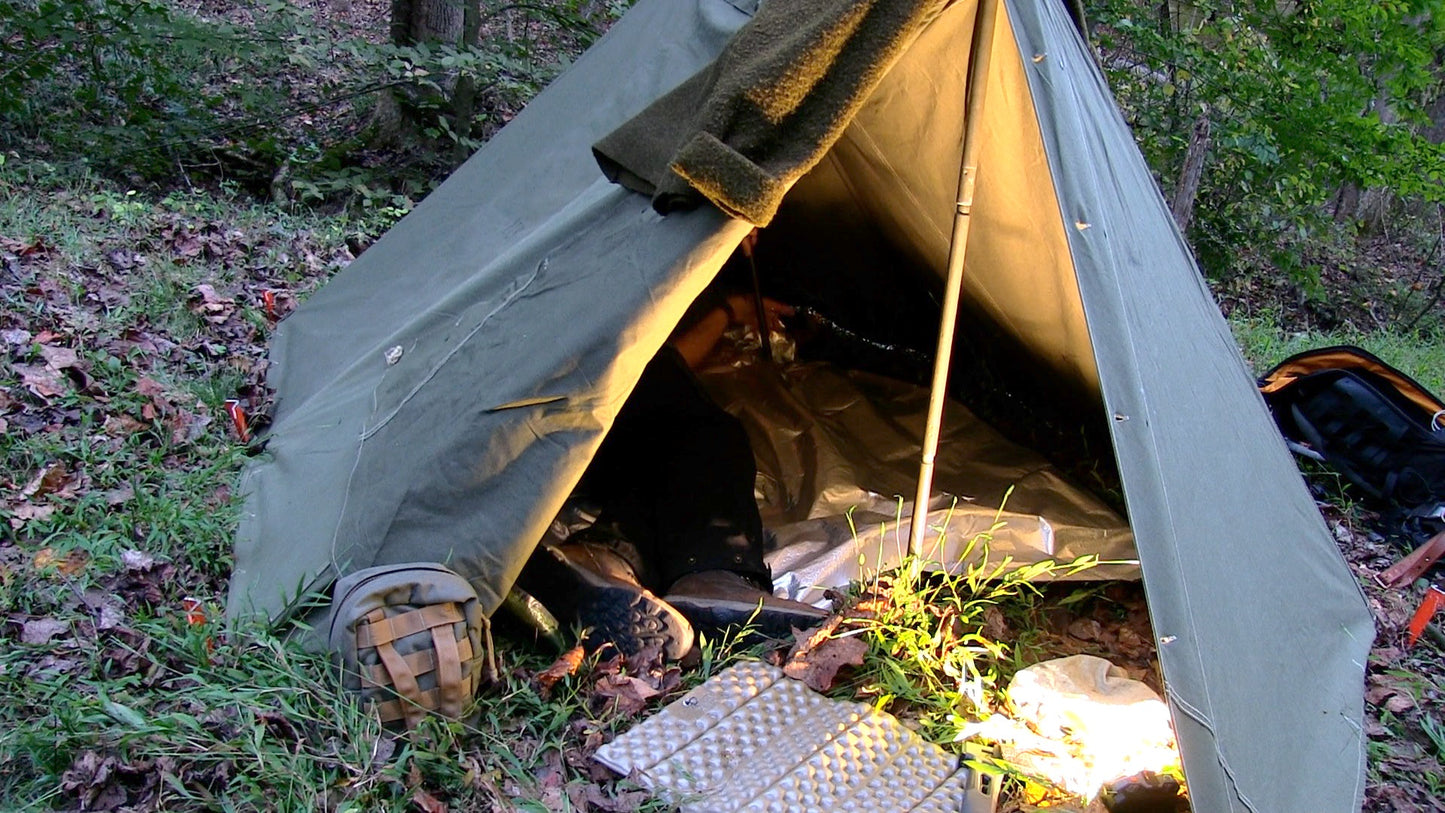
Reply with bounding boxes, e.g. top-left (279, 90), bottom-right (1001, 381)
top-left (2, 1), bottom-right (1444, 811)
top-left (3, 156), bottom-right (1442, 813)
